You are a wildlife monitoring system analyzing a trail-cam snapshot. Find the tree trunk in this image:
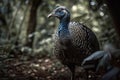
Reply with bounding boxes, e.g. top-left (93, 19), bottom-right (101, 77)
top-left (26, 0), bottom-right (42, 48)
top-left (105, 0), bottom-right (120, 38)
